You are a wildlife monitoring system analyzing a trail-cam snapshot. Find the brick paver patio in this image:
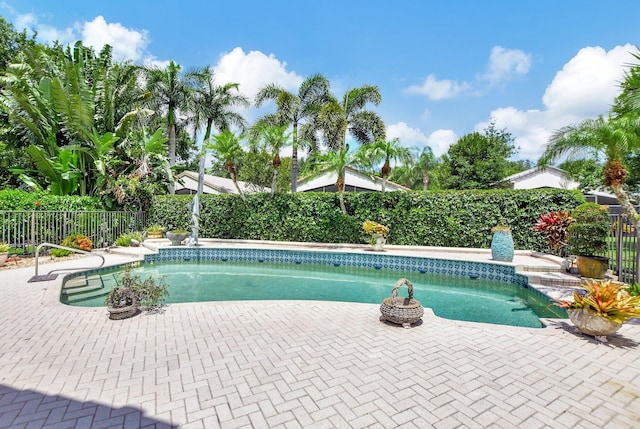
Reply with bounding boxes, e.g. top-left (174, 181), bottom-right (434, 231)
top-left (0, 248), bottom-right (639, 428)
